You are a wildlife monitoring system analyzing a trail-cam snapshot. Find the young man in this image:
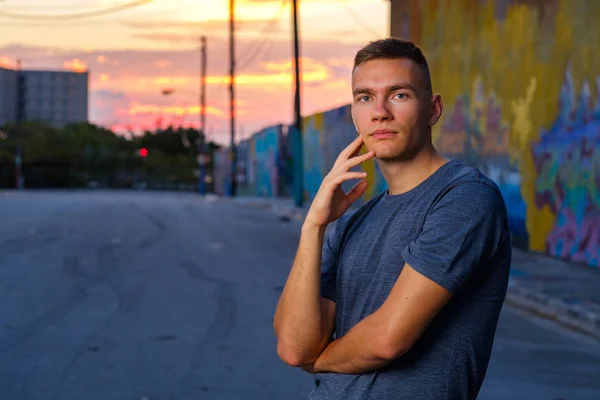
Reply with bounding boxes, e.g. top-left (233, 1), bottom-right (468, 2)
top-left (273, 38), bottom-right (511, 400)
